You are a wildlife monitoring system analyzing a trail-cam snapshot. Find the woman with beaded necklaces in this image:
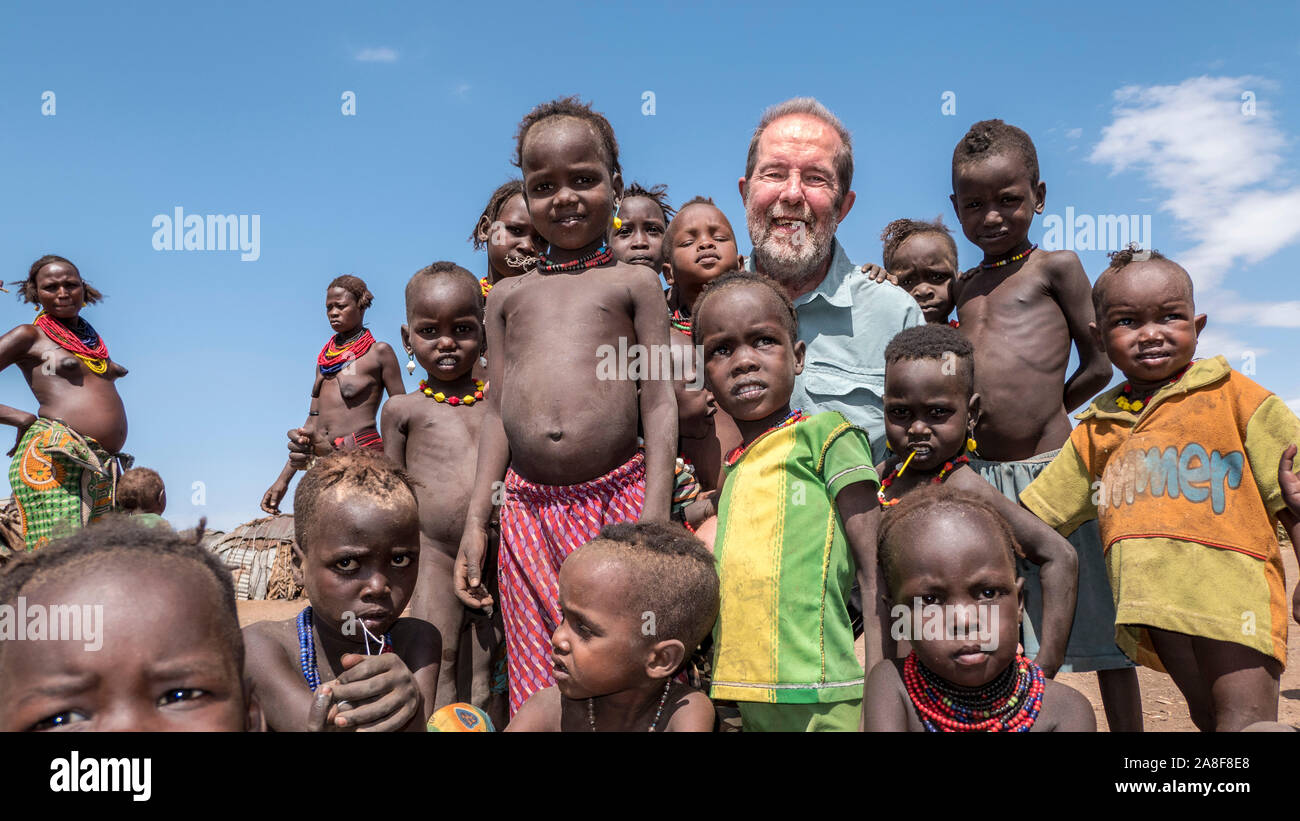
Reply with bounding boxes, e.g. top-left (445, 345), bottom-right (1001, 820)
top-left (0, 255), bottom-right (132, 550)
